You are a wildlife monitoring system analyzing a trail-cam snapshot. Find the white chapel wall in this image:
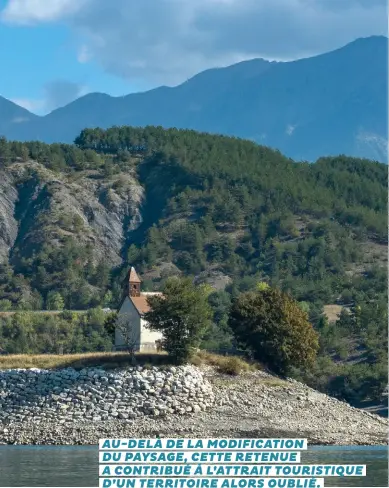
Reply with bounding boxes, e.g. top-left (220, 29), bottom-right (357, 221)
top-left (115, 297), bottom-right (141, 349)
top-left (140, 318), bottom-right (163, 351)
